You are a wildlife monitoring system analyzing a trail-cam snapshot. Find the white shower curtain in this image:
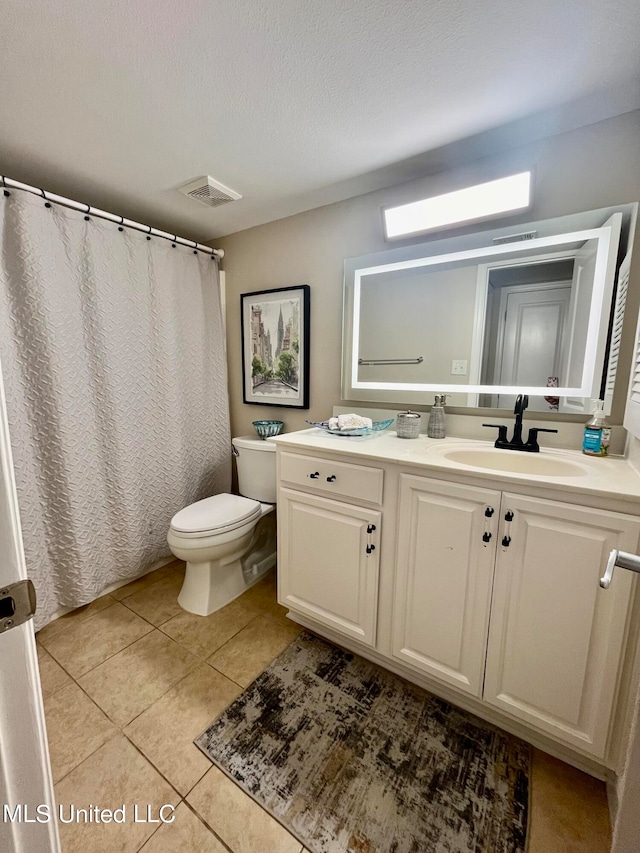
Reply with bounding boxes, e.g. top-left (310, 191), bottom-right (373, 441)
top-left (0, 190), bottom-right (231, 629)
